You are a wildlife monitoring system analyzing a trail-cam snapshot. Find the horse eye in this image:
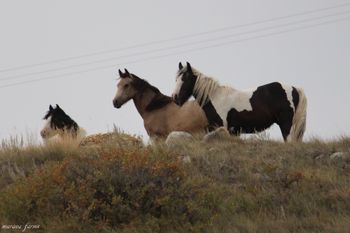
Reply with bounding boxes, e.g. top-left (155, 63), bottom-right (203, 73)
top-left (124, 84), bottom-right (129, 88)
